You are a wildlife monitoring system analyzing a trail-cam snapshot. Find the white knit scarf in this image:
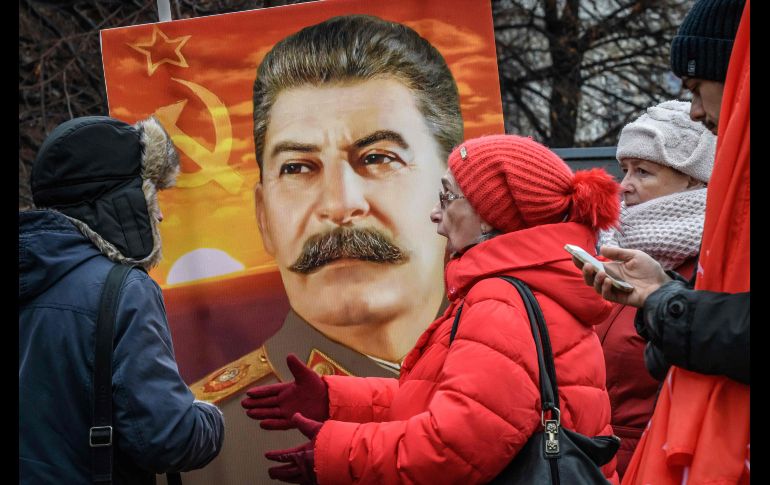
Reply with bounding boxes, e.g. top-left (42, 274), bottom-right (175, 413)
top-left (598, 188), bottom-right (706, 270)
